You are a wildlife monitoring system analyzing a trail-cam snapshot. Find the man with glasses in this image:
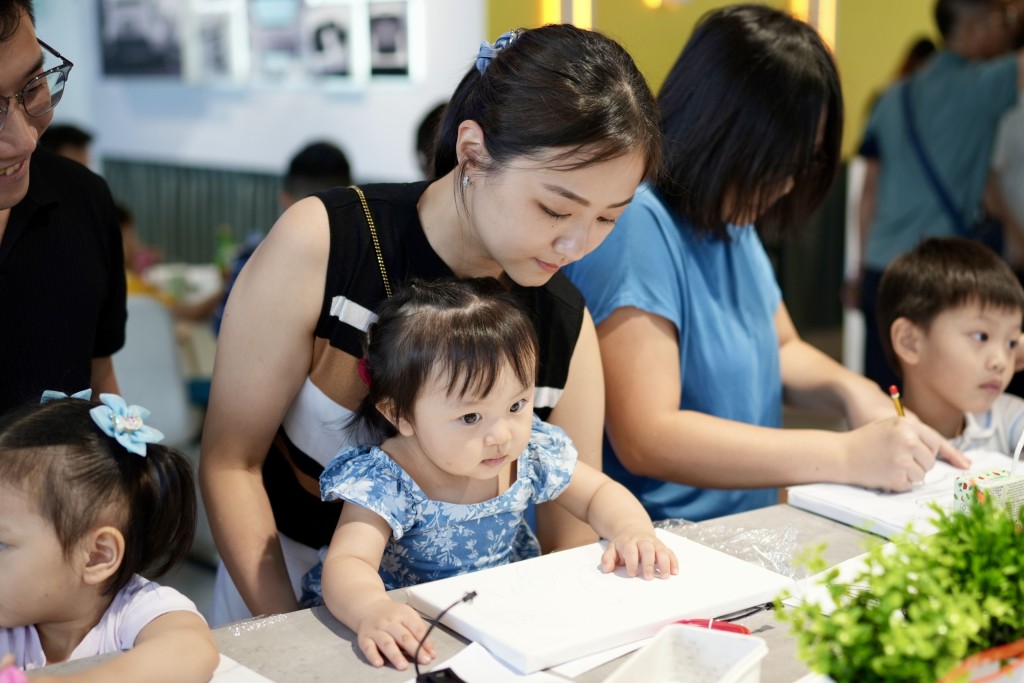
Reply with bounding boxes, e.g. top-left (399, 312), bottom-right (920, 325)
top-left (0, 0), bottom-right (126, 414)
